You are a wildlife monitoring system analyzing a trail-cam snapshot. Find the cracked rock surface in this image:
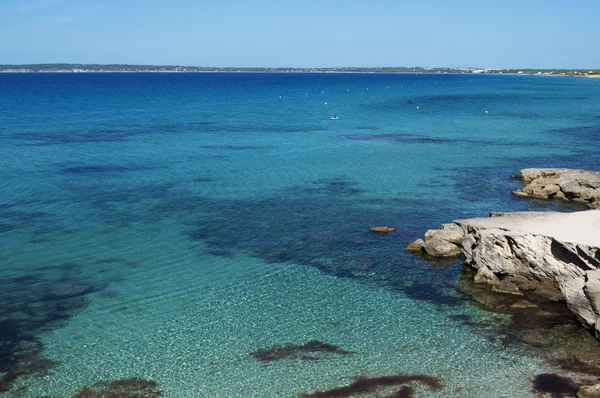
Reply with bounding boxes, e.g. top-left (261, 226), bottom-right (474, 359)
top-left (455, 210), bottom-right (600, 340)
